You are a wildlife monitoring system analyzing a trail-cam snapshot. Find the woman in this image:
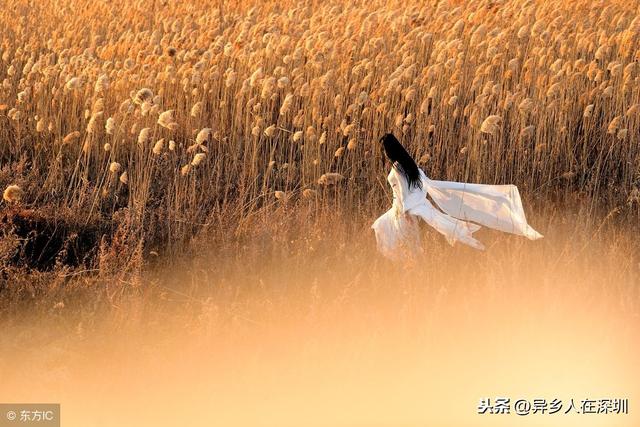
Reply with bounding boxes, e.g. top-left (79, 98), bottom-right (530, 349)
top-left (372, 133), bottom-right (542, 260)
